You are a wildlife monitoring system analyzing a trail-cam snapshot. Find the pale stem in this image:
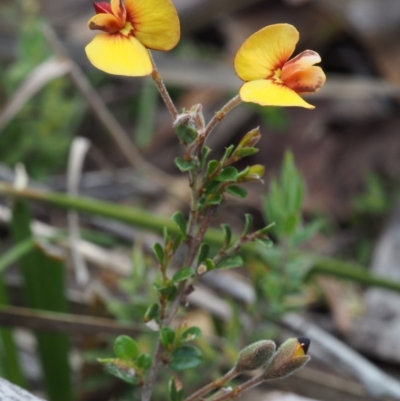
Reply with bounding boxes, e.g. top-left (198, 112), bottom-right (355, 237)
top-left (210, 375), bottom-right (263, 401)
top-left (204, 95), bottom-right (241, 139)
top-left (150, 53), bottom-right (178, 121)
top-left (183, 368), bottom-right (238, 401)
